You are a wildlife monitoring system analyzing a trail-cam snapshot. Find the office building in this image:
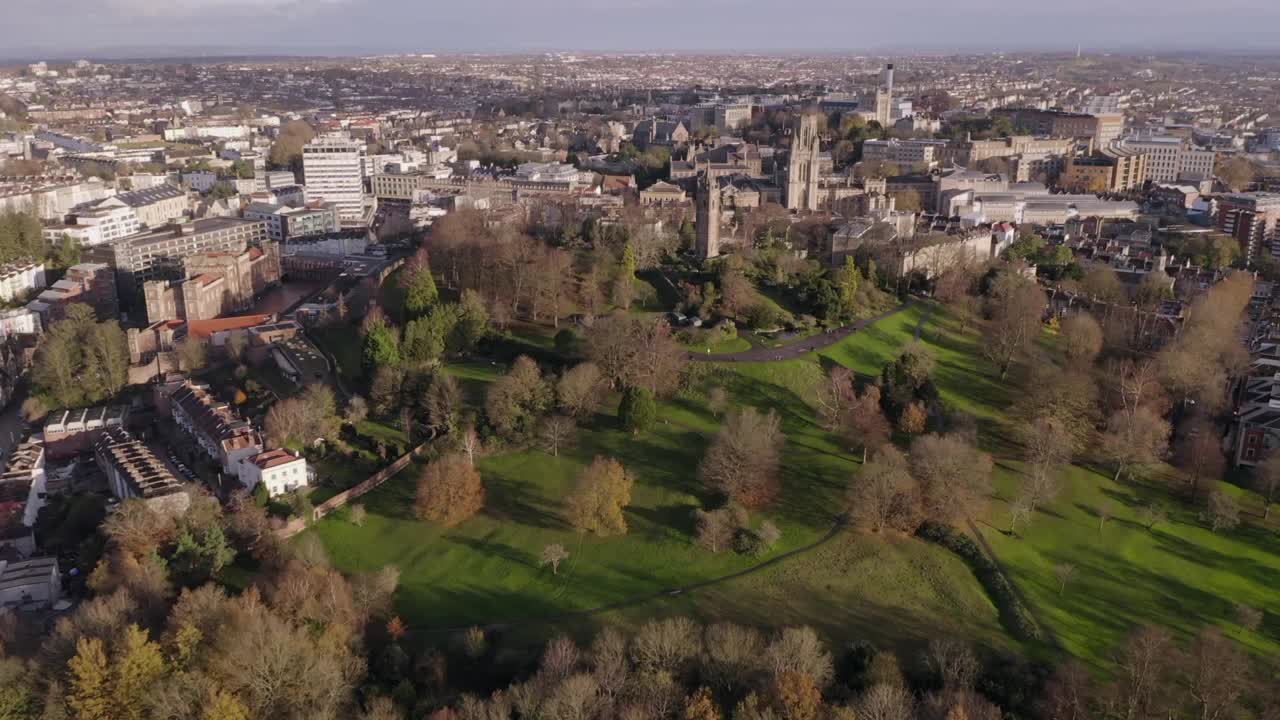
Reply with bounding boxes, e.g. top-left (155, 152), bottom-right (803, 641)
top-left (87, 217), bottom-right (268, 302)
top-left (1061, 147), bottom-right (1149, 192)
top-left (245, 201), bottom-right (342, 242)
top-left (302, 133), bottom-right (366, 221)
top-left (993, 108), bottom-right (1124, 147)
